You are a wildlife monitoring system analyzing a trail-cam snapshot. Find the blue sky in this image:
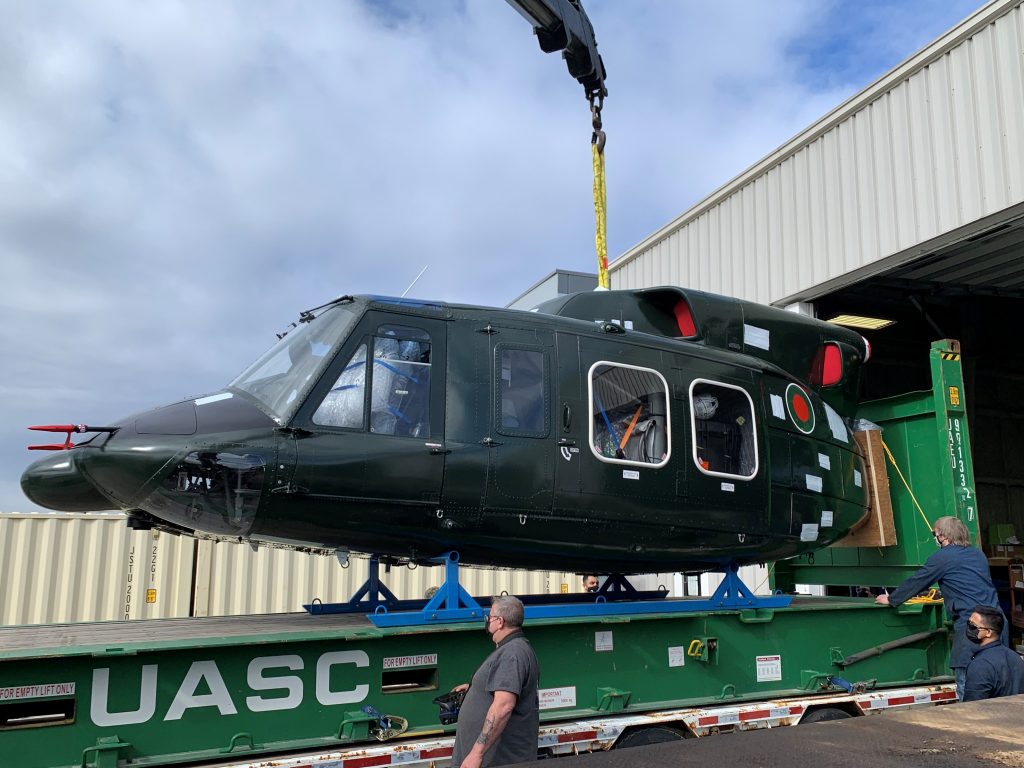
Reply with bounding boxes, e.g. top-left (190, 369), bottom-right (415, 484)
top-left (0, 0), bottom-right (987, 510)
